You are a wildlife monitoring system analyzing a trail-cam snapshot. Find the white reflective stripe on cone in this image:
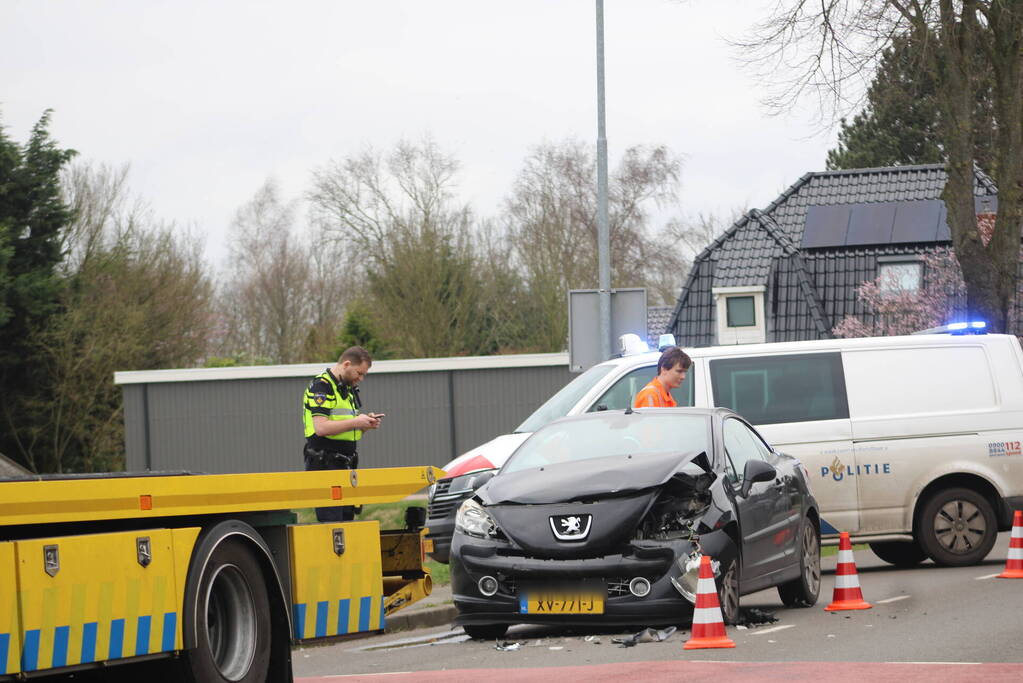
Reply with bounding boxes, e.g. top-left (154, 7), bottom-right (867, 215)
top-left (692, 607), bottom-right (724, 624)
top-left (834, 574), bottom-right (861, 589)
top-left (837, 550), bottom-right (855, 563)
top-left (696, 577), bottom-right (718, 593)
top-left (1012, 526), bottom-right (1023, 539)
top-left (1008, 547), bottom-right (1023, 559)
